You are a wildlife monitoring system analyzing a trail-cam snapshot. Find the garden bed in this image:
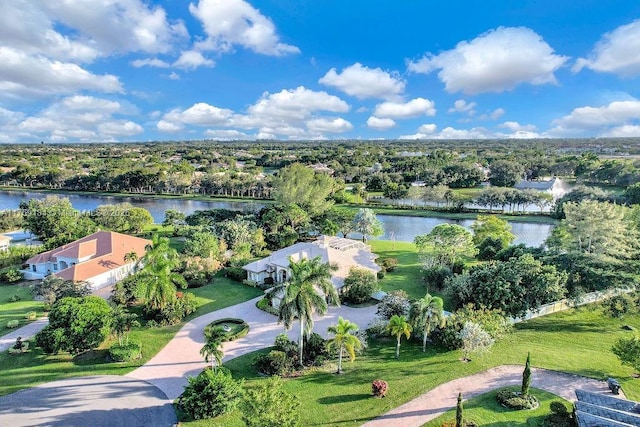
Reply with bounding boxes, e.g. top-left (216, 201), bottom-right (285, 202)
top-left (205, 318), bottom-right (250, 342)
